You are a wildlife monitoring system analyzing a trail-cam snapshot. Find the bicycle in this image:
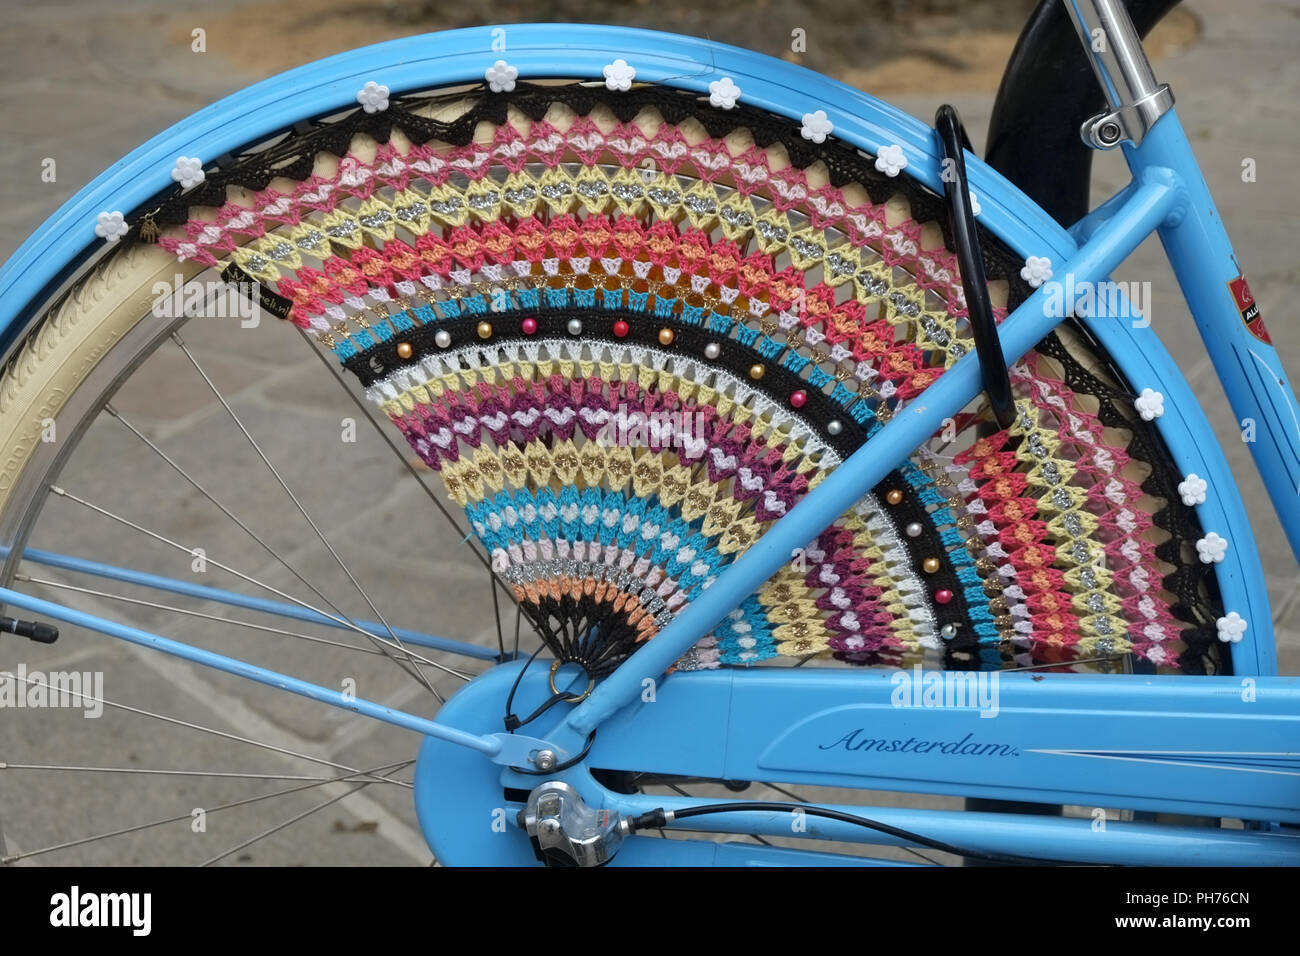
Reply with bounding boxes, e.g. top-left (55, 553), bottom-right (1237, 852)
top-left (0, 0), bottom-right (1296, 866)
